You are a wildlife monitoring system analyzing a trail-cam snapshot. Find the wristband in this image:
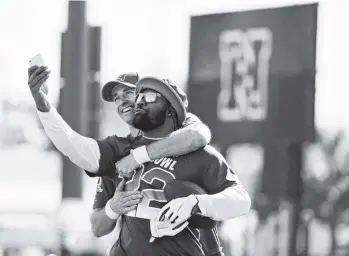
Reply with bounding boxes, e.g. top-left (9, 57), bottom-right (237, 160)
top-left (105, 200), bottom-right (119, 220)
top-left (194, 194), bottom-right (209, 216)
top-left (190, 195), bottom-right (201, 215)
top-left (149, 218), bottom-right (158, 243)
top-left (131, 146), bottom-right (151, 165)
